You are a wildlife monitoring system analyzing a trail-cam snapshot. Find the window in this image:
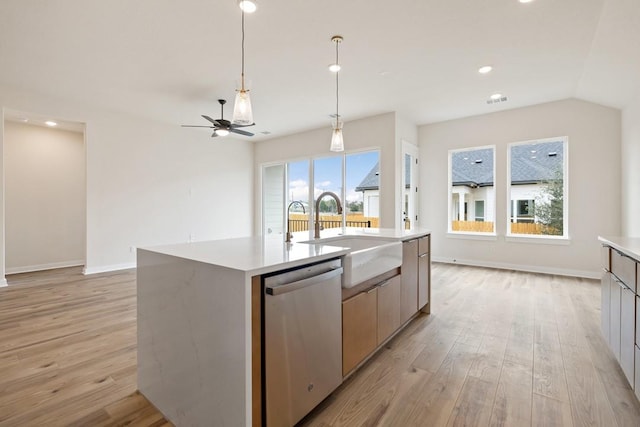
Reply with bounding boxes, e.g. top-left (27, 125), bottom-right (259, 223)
top-left (449, 146), bottom-right (495, 234)
top-left (474, 200), bottom-right (485, 222)
top-left (261, 150), bottom-right (380, 237)
top-left (508, 137), bottom-right (568, 238)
